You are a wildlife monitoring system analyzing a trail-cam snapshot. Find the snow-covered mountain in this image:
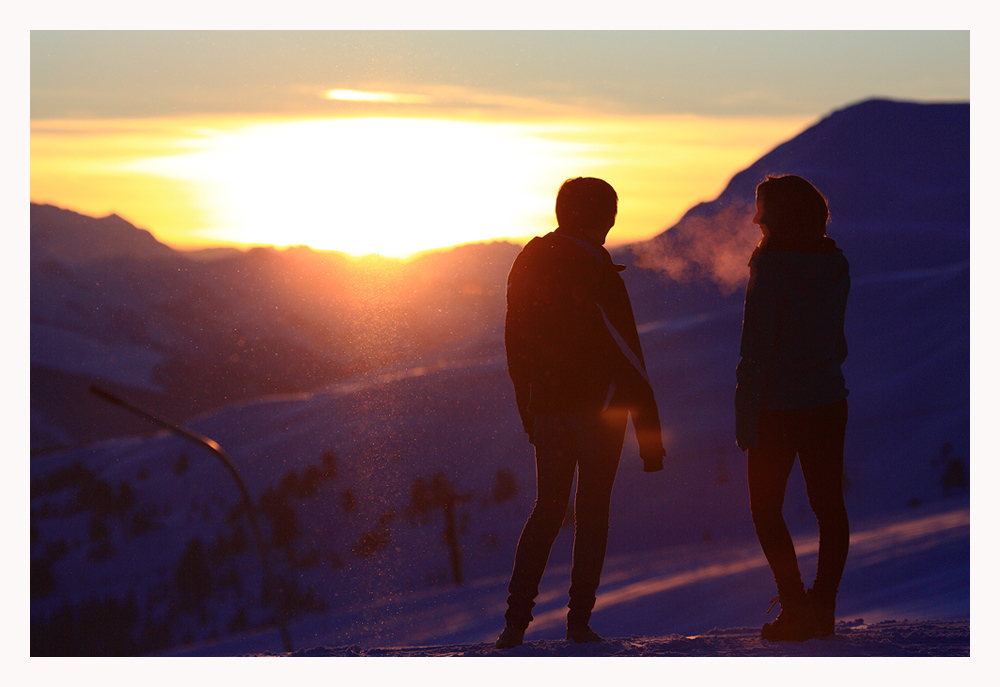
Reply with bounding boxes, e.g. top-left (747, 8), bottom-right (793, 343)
top-left (30, 208), bottom-right (519, 452)
top-left (29, 98), bottom-right (970, 656)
